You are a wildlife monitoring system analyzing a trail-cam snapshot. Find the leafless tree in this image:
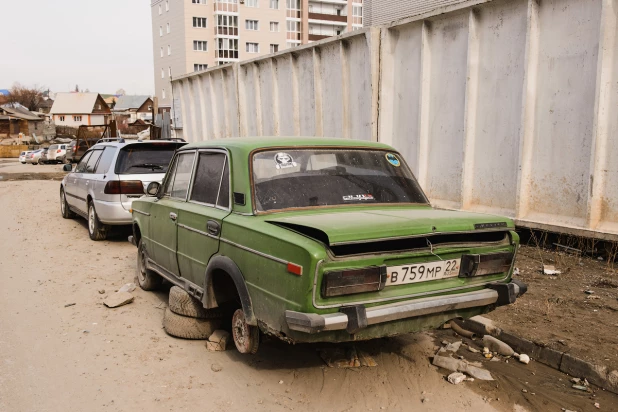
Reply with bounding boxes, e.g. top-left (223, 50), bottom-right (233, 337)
top-left (6, 83), bottom-right (46, 112)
